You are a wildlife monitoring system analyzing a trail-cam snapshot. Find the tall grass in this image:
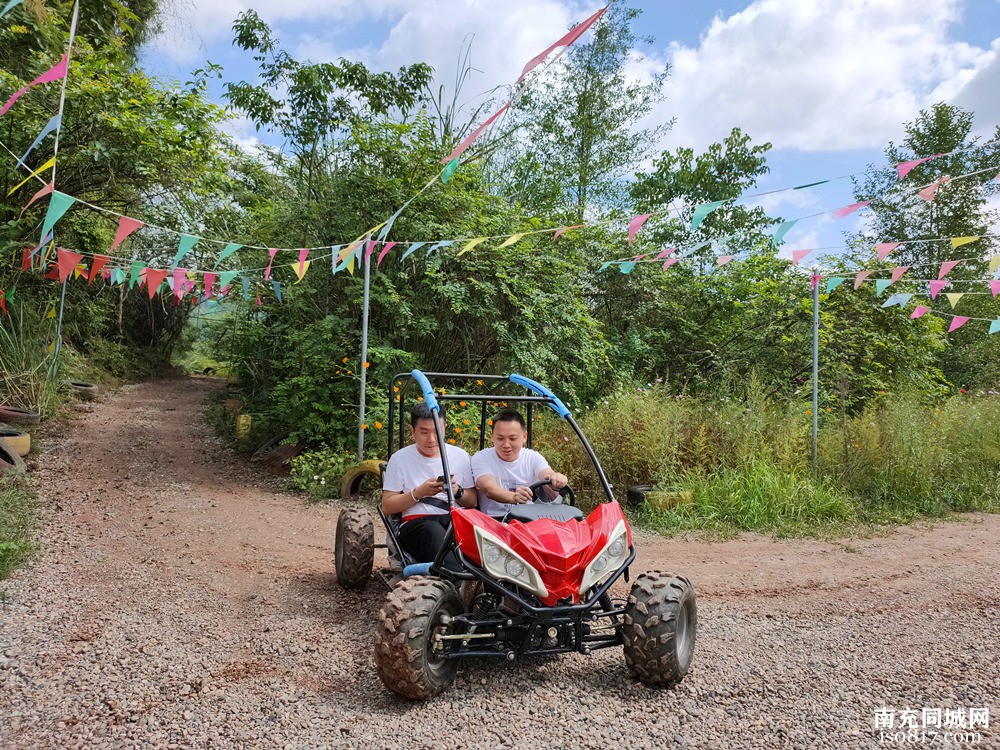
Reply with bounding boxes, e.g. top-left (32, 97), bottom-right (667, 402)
top-left (0, 300), bottom-right (60, 415)
top-left (536, 381), bottom-right (1000, 535)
